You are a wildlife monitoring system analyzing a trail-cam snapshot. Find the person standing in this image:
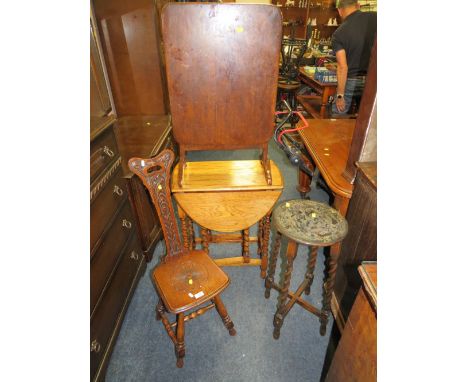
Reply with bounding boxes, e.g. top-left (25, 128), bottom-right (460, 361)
top-left (330, 0), bottom-right (376, 115)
